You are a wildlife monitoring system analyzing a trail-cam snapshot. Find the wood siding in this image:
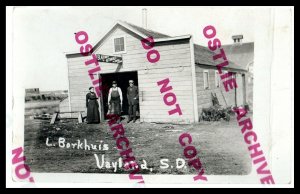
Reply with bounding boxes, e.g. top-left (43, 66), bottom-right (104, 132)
top-left (67, 26), bottom-right (194, 123)
top-left (195, 65), bottom-right (238, 116)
